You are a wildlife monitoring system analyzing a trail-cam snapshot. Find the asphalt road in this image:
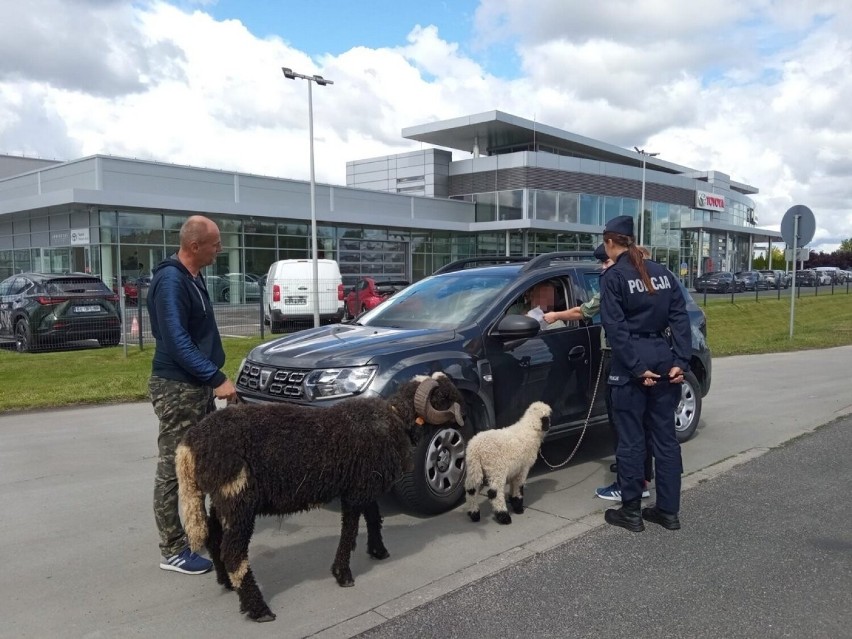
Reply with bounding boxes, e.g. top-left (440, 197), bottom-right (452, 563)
top-left (1, 346), bottom-right (851, 639)
top-left (359, 414), bottom-right (852, 639)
